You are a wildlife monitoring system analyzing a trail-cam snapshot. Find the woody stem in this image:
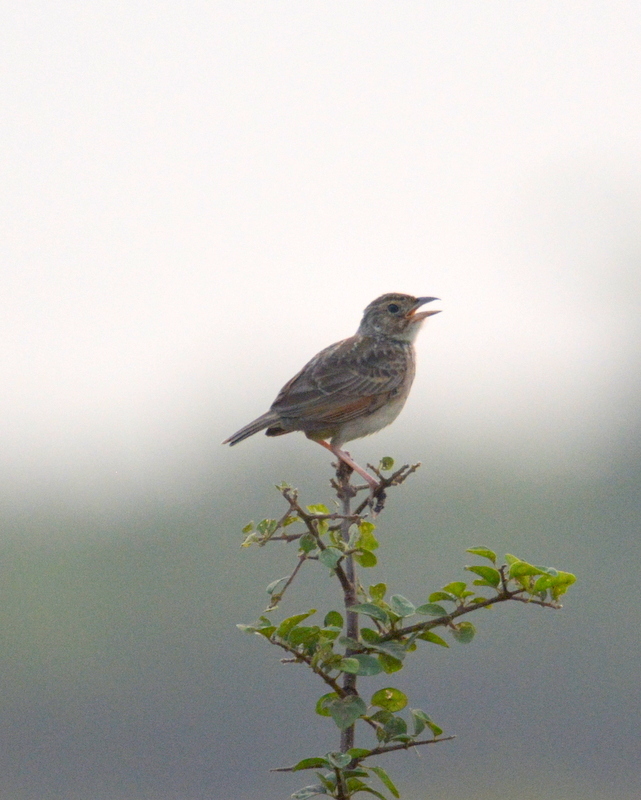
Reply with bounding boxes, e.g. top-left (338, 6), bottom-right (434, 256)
top-left (336, 460), bottom-right (359, 754)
